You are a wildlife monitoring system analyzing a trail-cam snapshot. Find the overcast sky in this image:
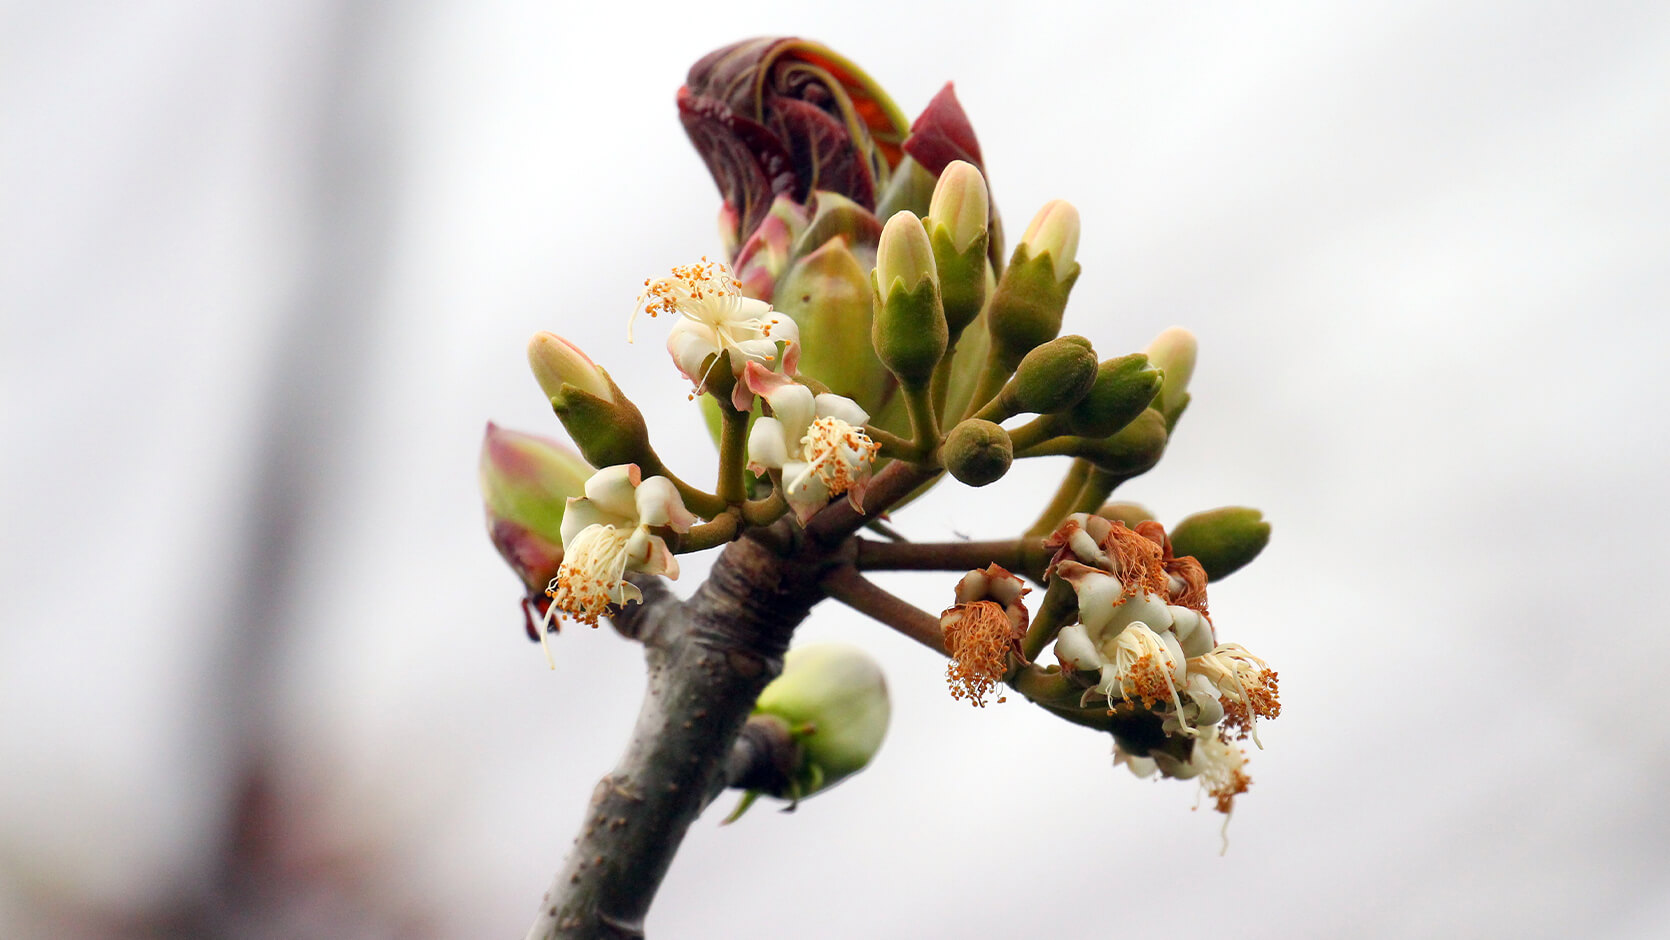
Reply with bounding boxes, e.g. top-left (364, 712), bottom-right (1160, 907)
top-left (5, 2), bottom-right (1669, 937)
